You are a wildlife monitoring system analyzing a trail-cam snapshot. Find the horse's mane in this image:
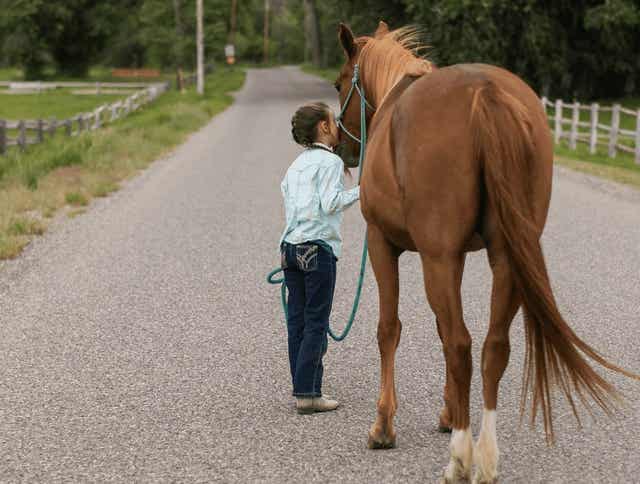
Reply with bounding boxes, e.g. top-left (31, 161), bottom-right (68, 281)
top-left (358, 26), bottom-right (433, 108)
